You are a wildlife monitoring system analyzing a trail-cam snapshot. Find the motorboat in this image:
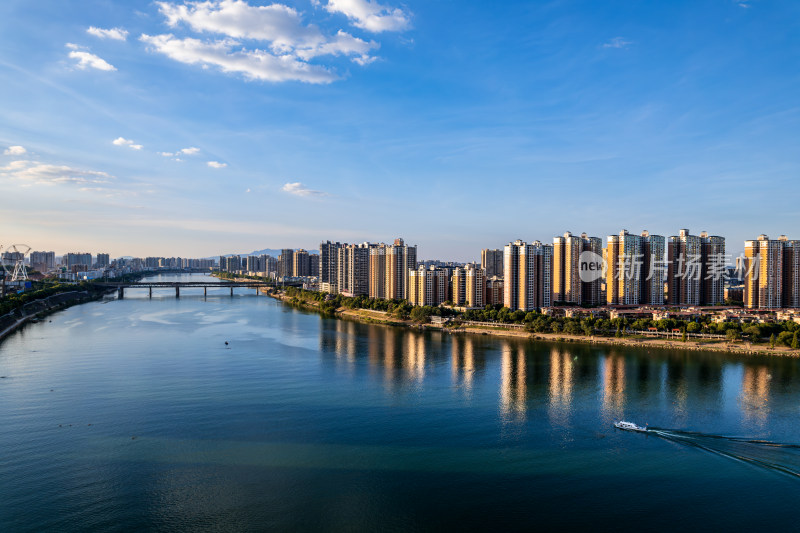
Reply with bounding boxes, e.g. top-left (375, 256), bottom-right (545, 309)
top-left (614, 421), bottom-right (648, 432)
